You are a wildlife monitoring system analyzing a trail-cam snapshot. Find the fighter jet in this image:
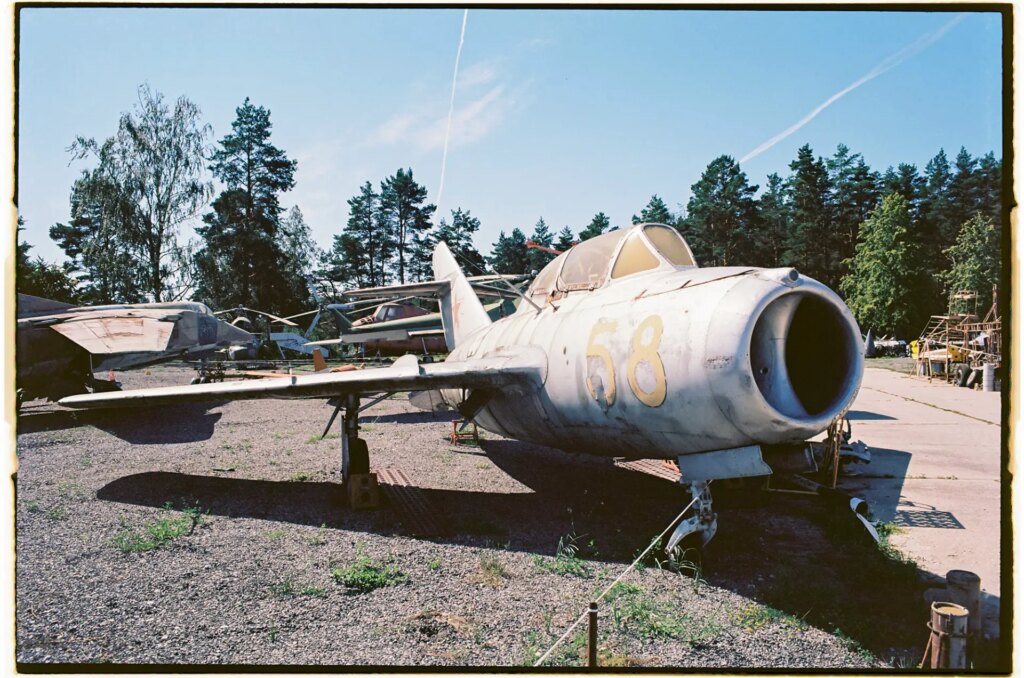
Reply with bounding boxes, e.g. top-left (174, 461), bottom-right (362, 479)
top-left (306, 274), bottom-right (526, 357)
top-left (59, 224), bottom-right (864, 549)
top-left (17, 294), bottom-right (255, 404)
